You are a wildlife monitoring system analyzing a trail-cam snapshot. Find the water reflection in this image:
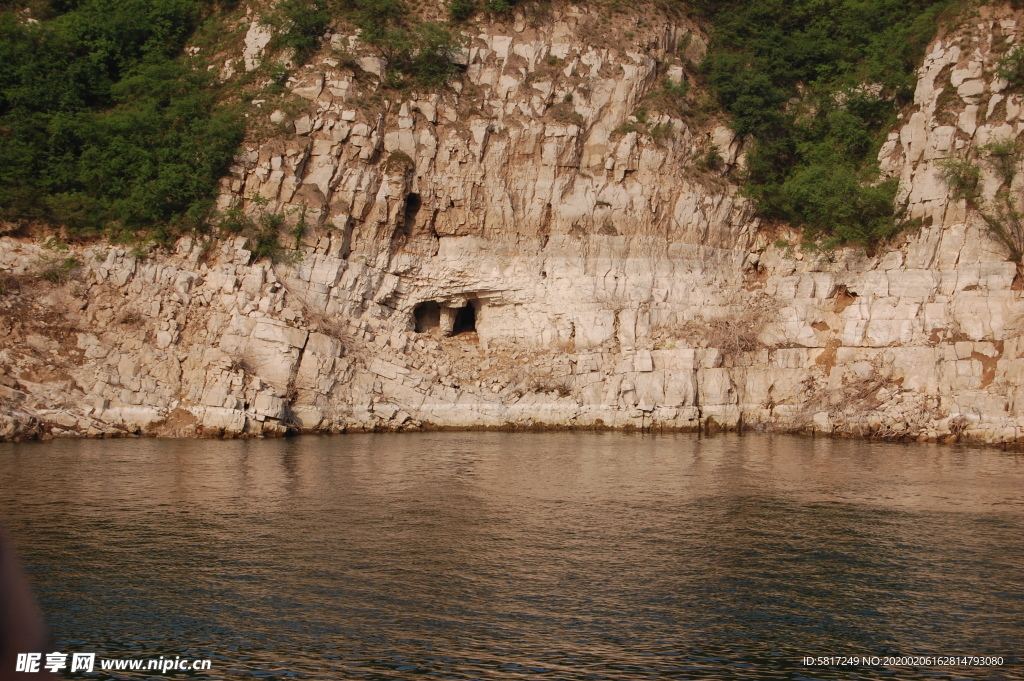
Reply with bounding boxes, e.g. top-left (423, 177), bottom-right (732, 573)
top-left (0, 433), bottom-right (1022, 680)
